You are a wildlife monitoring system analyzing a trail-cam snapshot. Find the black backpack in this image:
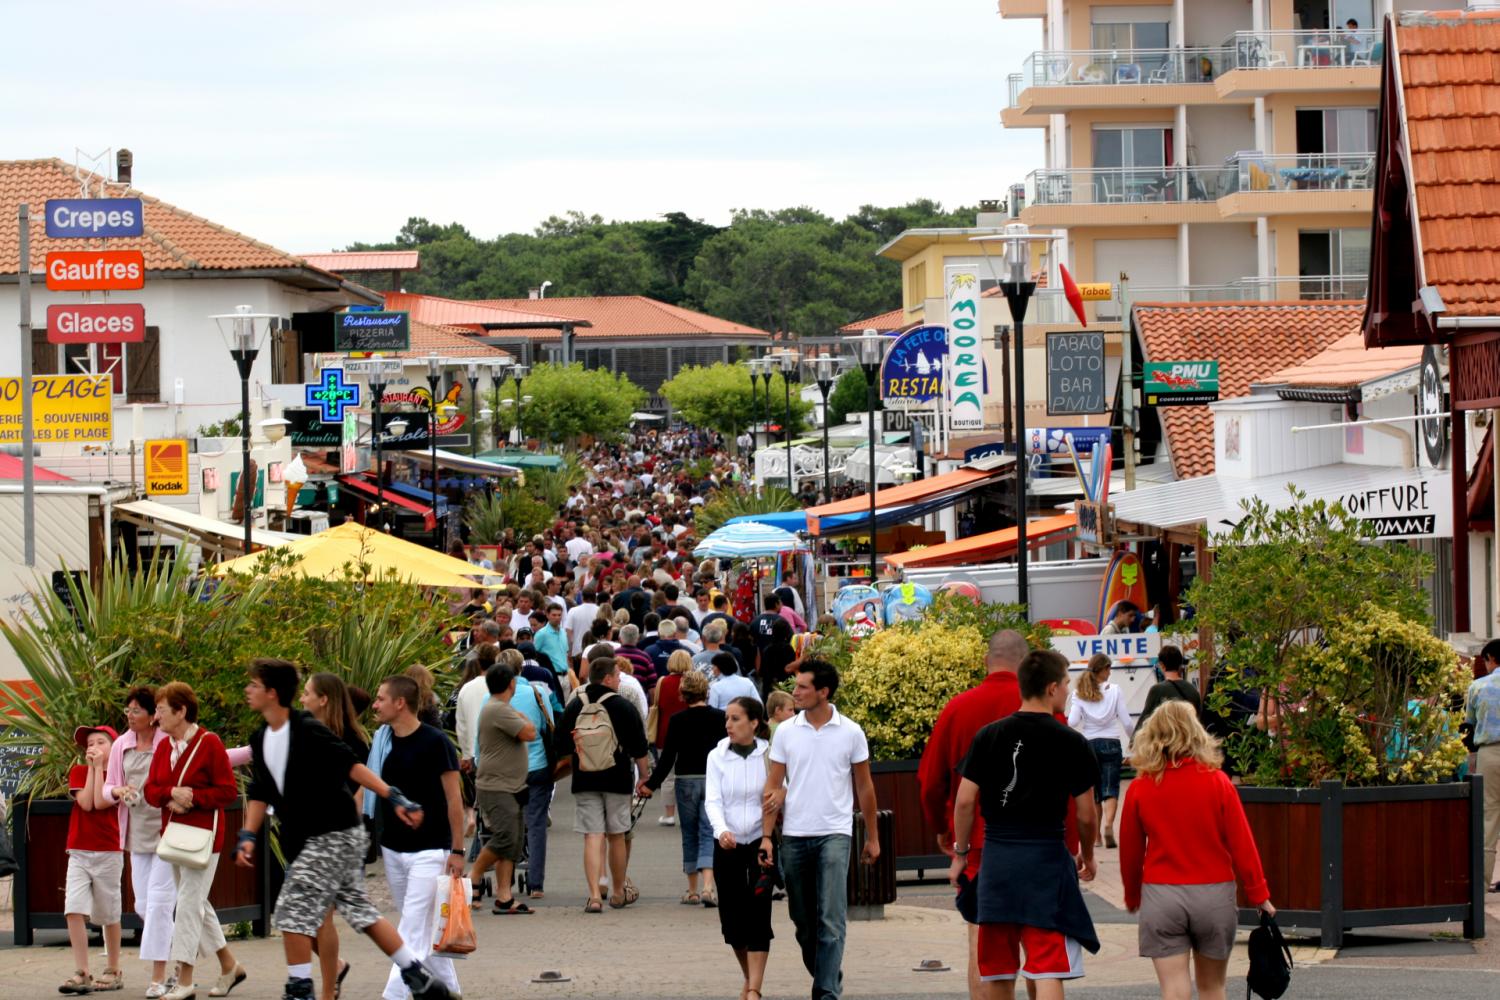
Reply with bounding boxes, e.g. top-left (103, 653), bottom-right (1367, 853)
top-left (1246, 912), bottom-right (1293, 999)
